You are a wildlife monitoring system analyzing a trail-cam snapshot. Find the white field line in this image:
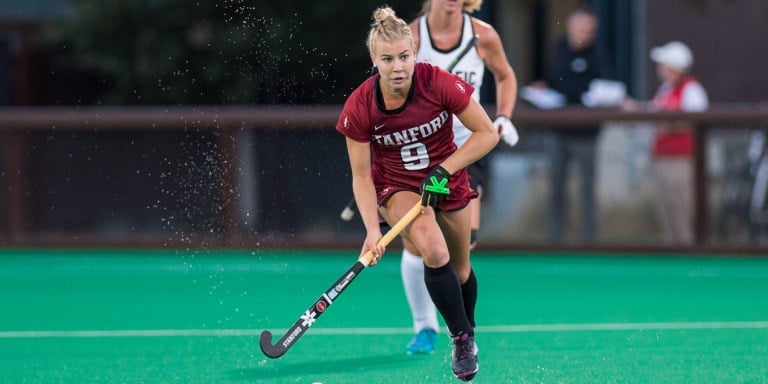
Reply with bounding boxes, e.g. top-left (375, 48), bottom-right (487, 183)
top-left (2, 321), bottom-right (768, 339)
